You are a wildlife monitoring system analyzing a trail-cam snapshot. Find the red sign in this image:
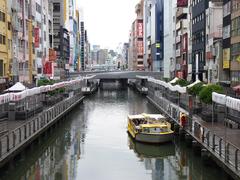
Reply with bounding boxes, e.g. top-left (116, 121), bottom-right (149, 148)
top-left (43, 62), bottom-right (52, 76)
top-left (177, 0), bottom-right (188, 7)
top-left (137, 22), bottom-right (143, 38)
top-left (34, 28), bottom-right (40, 48)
